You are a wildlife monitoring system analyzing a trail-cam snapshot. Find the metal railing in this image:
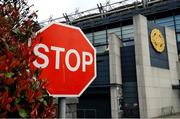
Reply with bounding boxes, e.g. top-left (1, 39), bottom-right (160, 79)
top-left (39, 0), bottom-right (162, 26)
top-left (161, 106), bottom-right (175, 117)
top-left (77, 109), bottom-right (97, 118)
